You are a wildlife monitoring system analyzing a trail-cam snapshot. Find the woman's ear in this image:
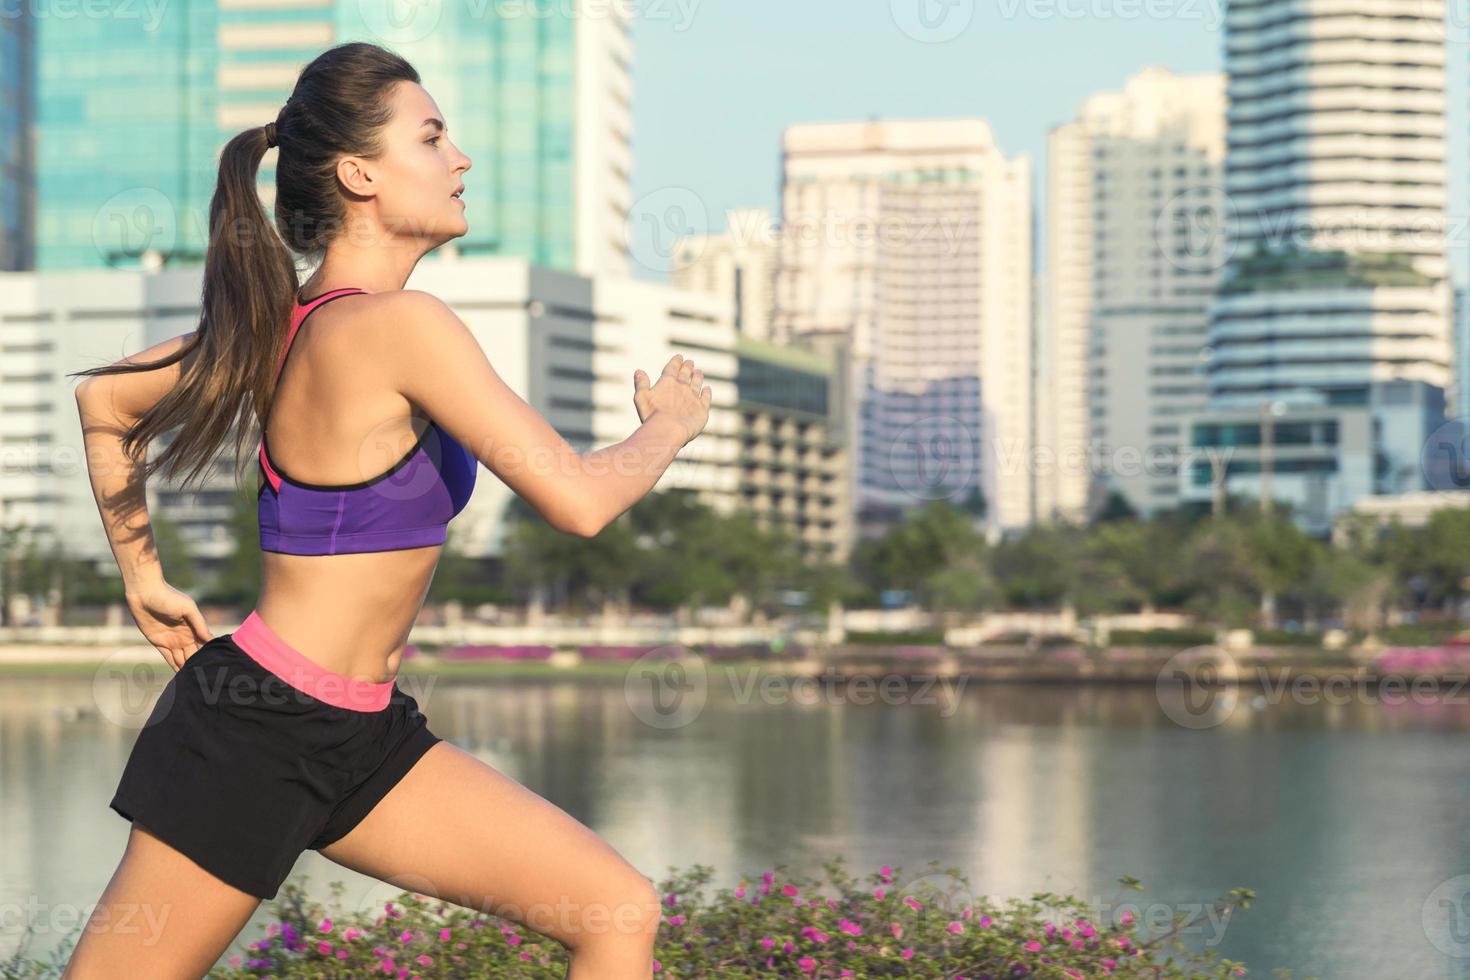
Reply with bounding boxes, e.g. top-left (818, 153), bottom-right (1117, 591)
top-left (336, 156), bottom-right (376, 199)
